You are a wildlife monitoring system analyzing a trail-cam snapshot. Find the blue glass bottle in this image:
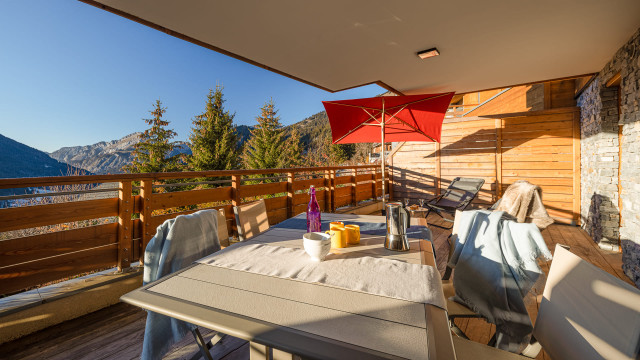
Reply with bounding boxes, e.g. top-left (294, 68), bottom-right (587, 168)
top-left (307, 185), bottom-right (321, 232)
